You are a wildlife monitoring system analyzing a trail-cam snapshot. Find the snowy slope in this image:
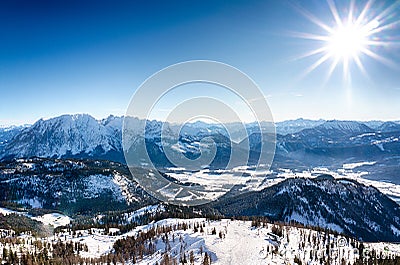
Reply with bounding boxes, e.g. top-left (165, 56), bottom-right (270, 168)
top-left (1, 216), bottom-right (399, 264)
